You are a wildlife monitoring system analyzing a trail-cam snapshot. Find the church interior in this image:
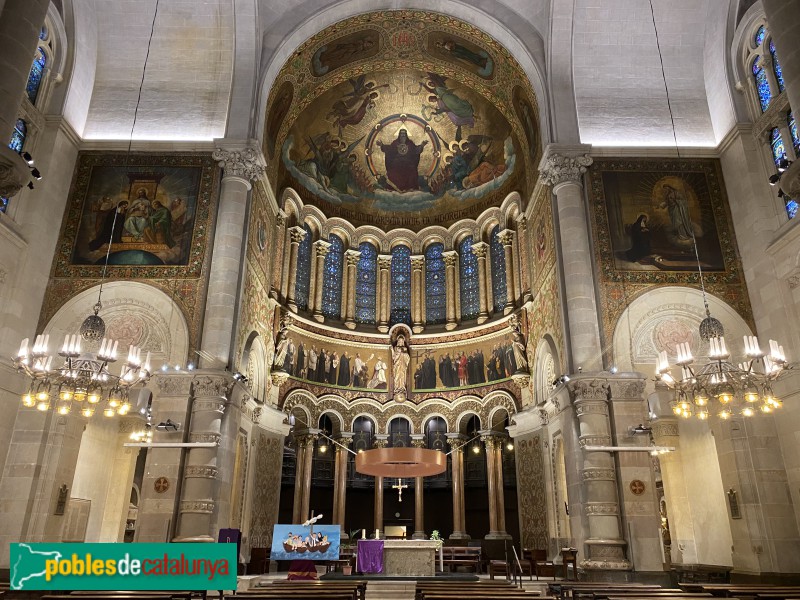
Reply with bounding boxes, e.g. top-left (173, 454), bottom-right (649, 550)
top-left (2, 0), bottom-right (800, 595)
